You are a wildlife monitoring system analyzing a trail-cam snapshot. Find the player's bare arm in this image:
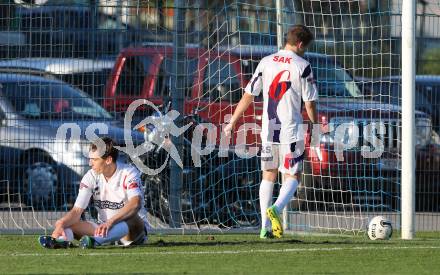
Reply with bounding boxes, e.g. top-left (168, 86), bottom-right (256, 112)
top-left (224, 92), bottom-right (254, 136)
top-left (52, 207), bottom-right (84, 239)
top-left (305, 100), bottom-right (318, 124)
top-left (94, 195), bottom-right (142, 237)
top-left (305, 100), bottom-right (323, 161)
